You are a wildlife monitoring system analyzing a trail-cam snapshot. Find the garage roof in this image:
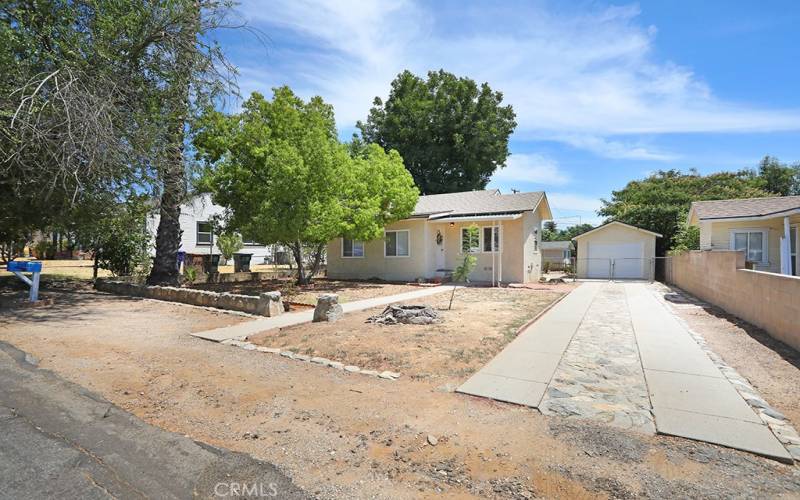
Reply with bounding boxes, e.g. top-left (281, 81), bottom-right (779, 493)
top-left (571, 221), bottom-right (662, 240)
